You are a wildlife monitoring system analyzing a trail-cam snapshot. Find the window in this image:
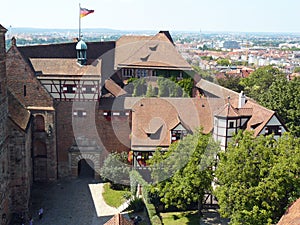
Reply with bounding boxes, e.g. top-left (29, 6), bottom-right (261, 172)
top-left (122, 69), bottom-right (133, 78)
top-left (171, 129), bottom-right (188, 143)
top-left (24, 85), bottom-right (27, 96)
top-left (137, 69), bottom-right (148, 78)
top-left (265, 126), bottom-right (282, 135)
top-left (82, 85), bottom-right (96, 94)
top-left (229, 121), bottom-right (234, 128)
top-left (73, 109), bottom-right (87, 117)
top-left (34, 115), bottom-right (45, 131)
top-left (63, 84), bottom-right (76, 93)
top-left (136, 152), bottom-right (153, 167)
